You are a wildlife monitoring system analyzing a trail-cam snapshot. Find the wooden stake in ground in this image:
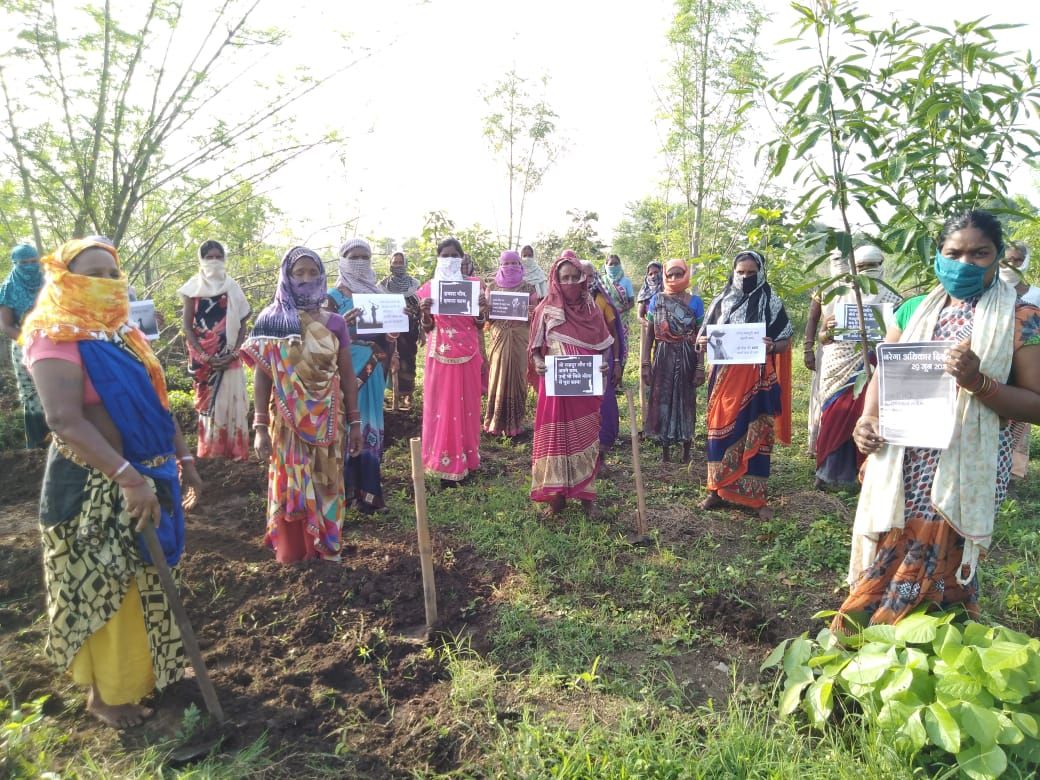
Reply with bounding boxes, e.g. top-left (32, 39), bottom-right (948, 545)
top-left (139, 524), bottom-right (225, 725)
top-left (409, 437), bottom-right (438, 629)
top-left (624, 388), bottom-right (650, 542)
